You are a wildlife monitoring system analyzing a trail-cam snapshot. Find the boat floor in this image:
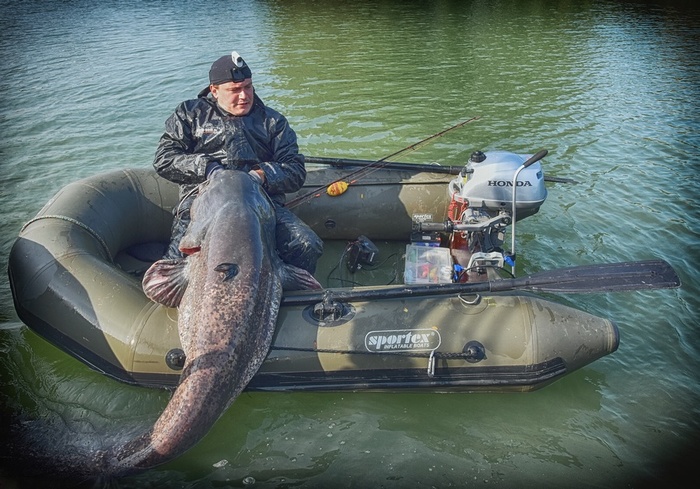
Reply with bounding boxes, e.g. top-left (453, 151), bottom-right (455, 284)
top-left (117, 238), bottom-right (497, 292)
